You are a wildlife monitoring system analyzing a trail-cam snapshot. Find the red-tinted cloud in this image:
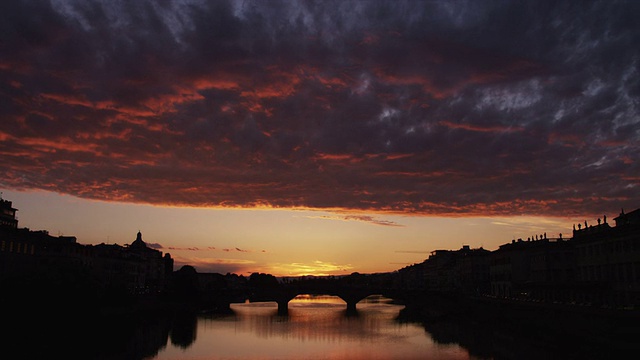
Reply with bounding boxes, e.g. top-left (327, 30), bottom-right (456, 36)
top-left (0, 0), bottom-right (638, 218)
